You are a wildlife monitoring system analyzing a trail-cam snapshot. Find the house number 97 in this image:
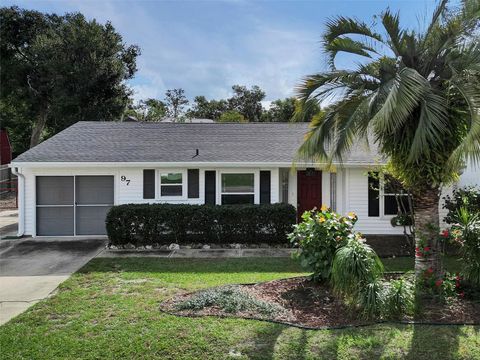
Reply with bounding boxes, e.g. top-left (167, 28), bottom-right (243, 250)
top-left (121, 176), bottom-right (130, 185)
